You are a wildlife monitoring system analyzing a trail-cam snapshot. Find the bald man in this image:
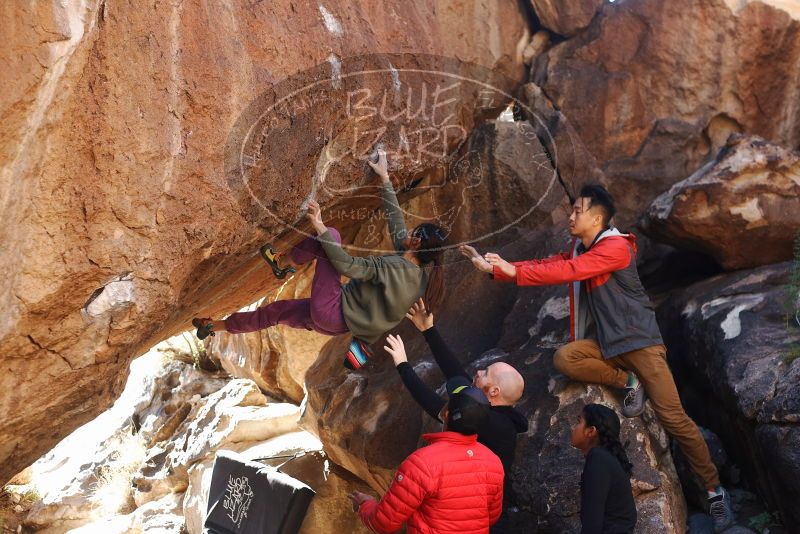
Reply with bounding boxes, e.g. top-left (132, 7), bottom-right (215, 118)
top-left (384, 299), bottom-right (527, 534)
